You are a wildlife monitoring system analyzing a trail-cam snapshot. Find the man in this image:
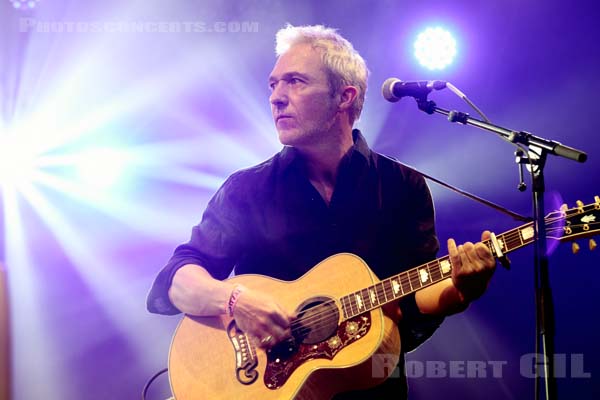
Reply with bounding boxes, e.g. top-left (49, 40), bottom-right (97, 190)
top-left (147, 24), bottom-right (496, 399)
